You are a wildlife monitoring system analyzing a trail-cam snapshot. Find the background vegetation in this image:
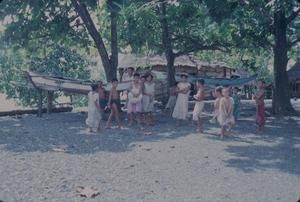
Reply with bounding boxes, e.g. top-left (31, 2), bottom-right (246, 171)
top-left (0, 0), bottom-right (299, 114)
